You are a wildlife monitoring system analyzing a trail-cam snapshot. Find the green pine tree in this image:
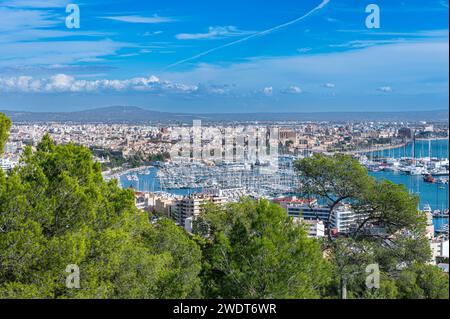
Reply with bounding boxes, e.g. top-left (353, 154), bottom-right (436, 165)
top-left (0, 127), bottom-right (201, 299)
top-left (193, 199), bottom-right (332, 299)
